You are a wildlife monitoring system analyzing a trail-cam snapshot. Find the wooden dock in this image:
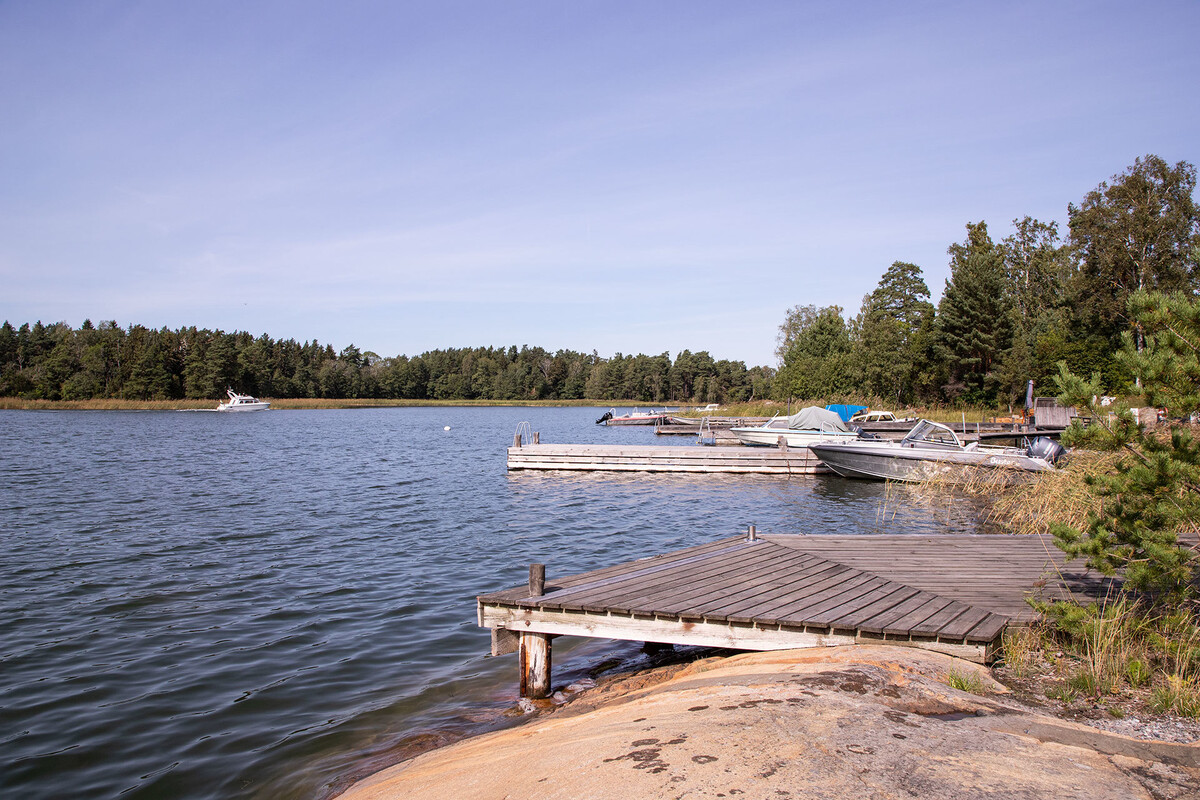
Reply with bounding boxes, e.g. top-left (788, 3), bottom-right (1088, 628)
top-left (507, 442), bottom-right (828, 474)
top-left (478, 532), bottom-right (1118, 697)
